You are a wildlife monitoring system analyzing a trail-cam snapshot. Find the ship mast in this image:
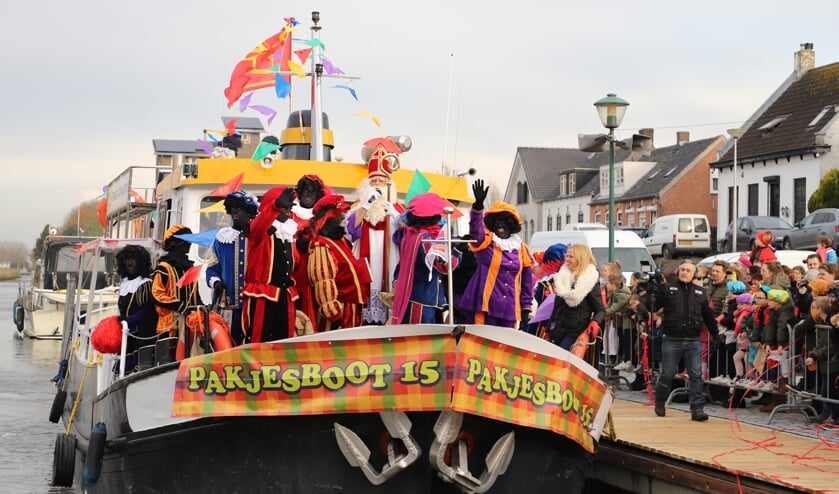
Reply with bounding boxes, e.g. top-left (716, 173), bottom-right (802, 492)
top-left (310, 11), bottom-right (324, 161)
